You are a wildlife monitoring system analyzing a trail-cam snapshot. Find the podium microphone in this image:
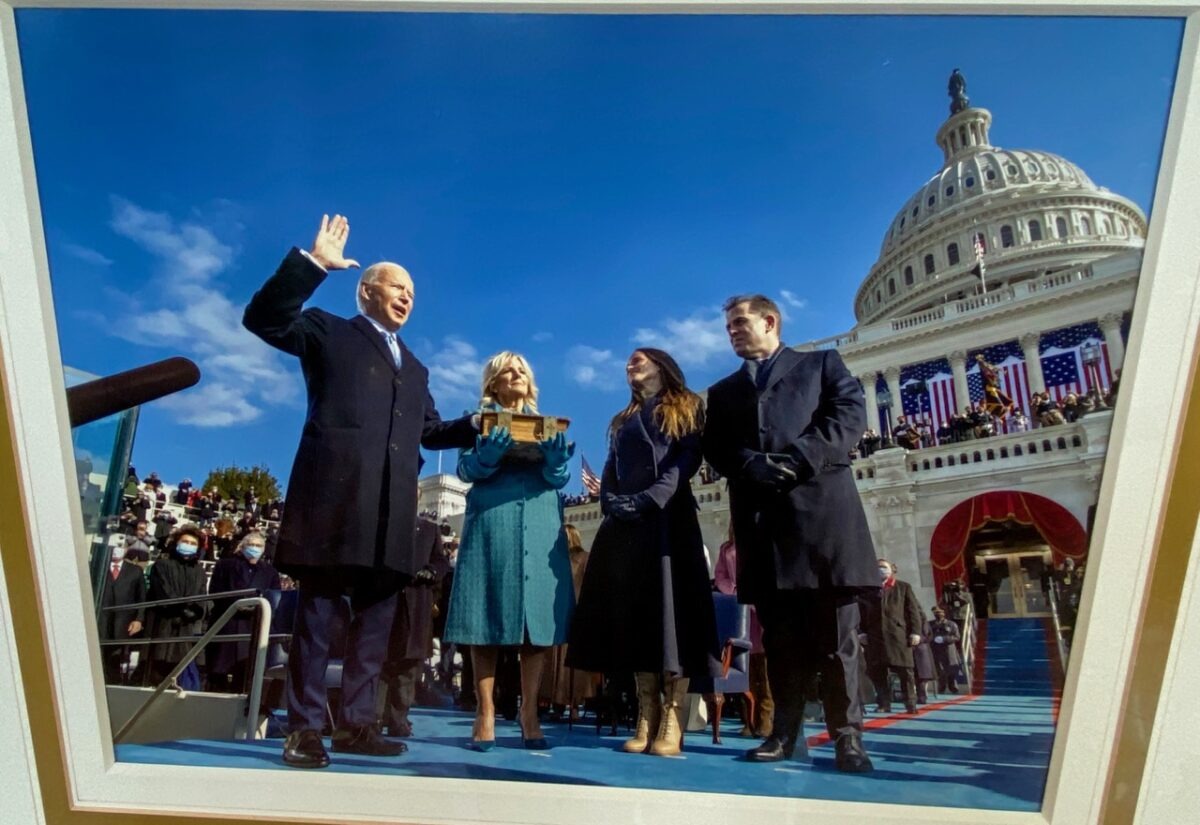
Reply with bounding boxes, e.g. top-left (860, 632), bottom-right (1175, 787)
top-left (66, 356), bottom-right (201, 428)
